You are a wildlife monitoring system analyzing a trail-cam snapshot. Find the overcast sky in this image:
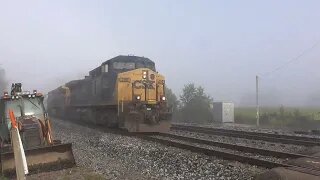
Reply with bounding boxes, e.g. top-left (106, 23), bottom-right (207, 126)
top-left (0, 1), bottom-right (320, 106)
